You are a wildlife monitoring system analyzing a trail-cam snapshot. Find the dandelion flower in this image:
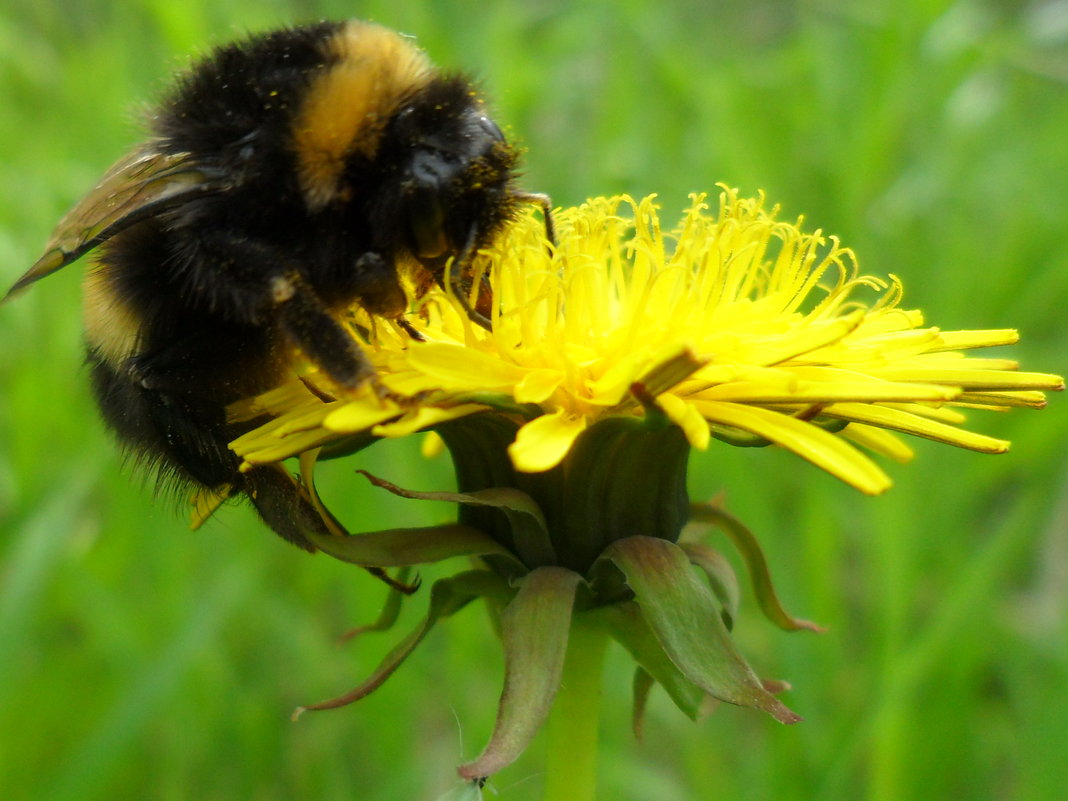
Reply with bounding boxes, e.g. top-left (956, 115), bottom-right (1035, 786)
top-left (226, 187), bottom-right (1062, 785)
